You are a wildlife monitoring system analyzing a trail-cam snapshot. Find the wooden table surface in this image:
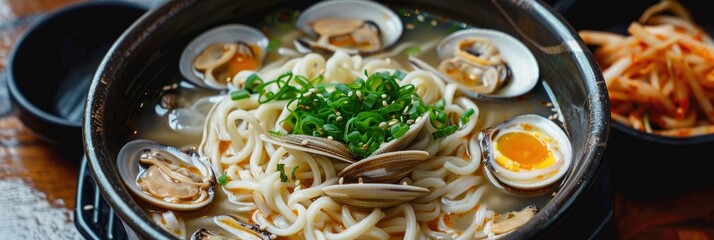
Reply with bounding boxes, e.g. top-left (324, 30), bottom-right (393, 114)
top-left (1, 1), bottom-right (714, 240)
